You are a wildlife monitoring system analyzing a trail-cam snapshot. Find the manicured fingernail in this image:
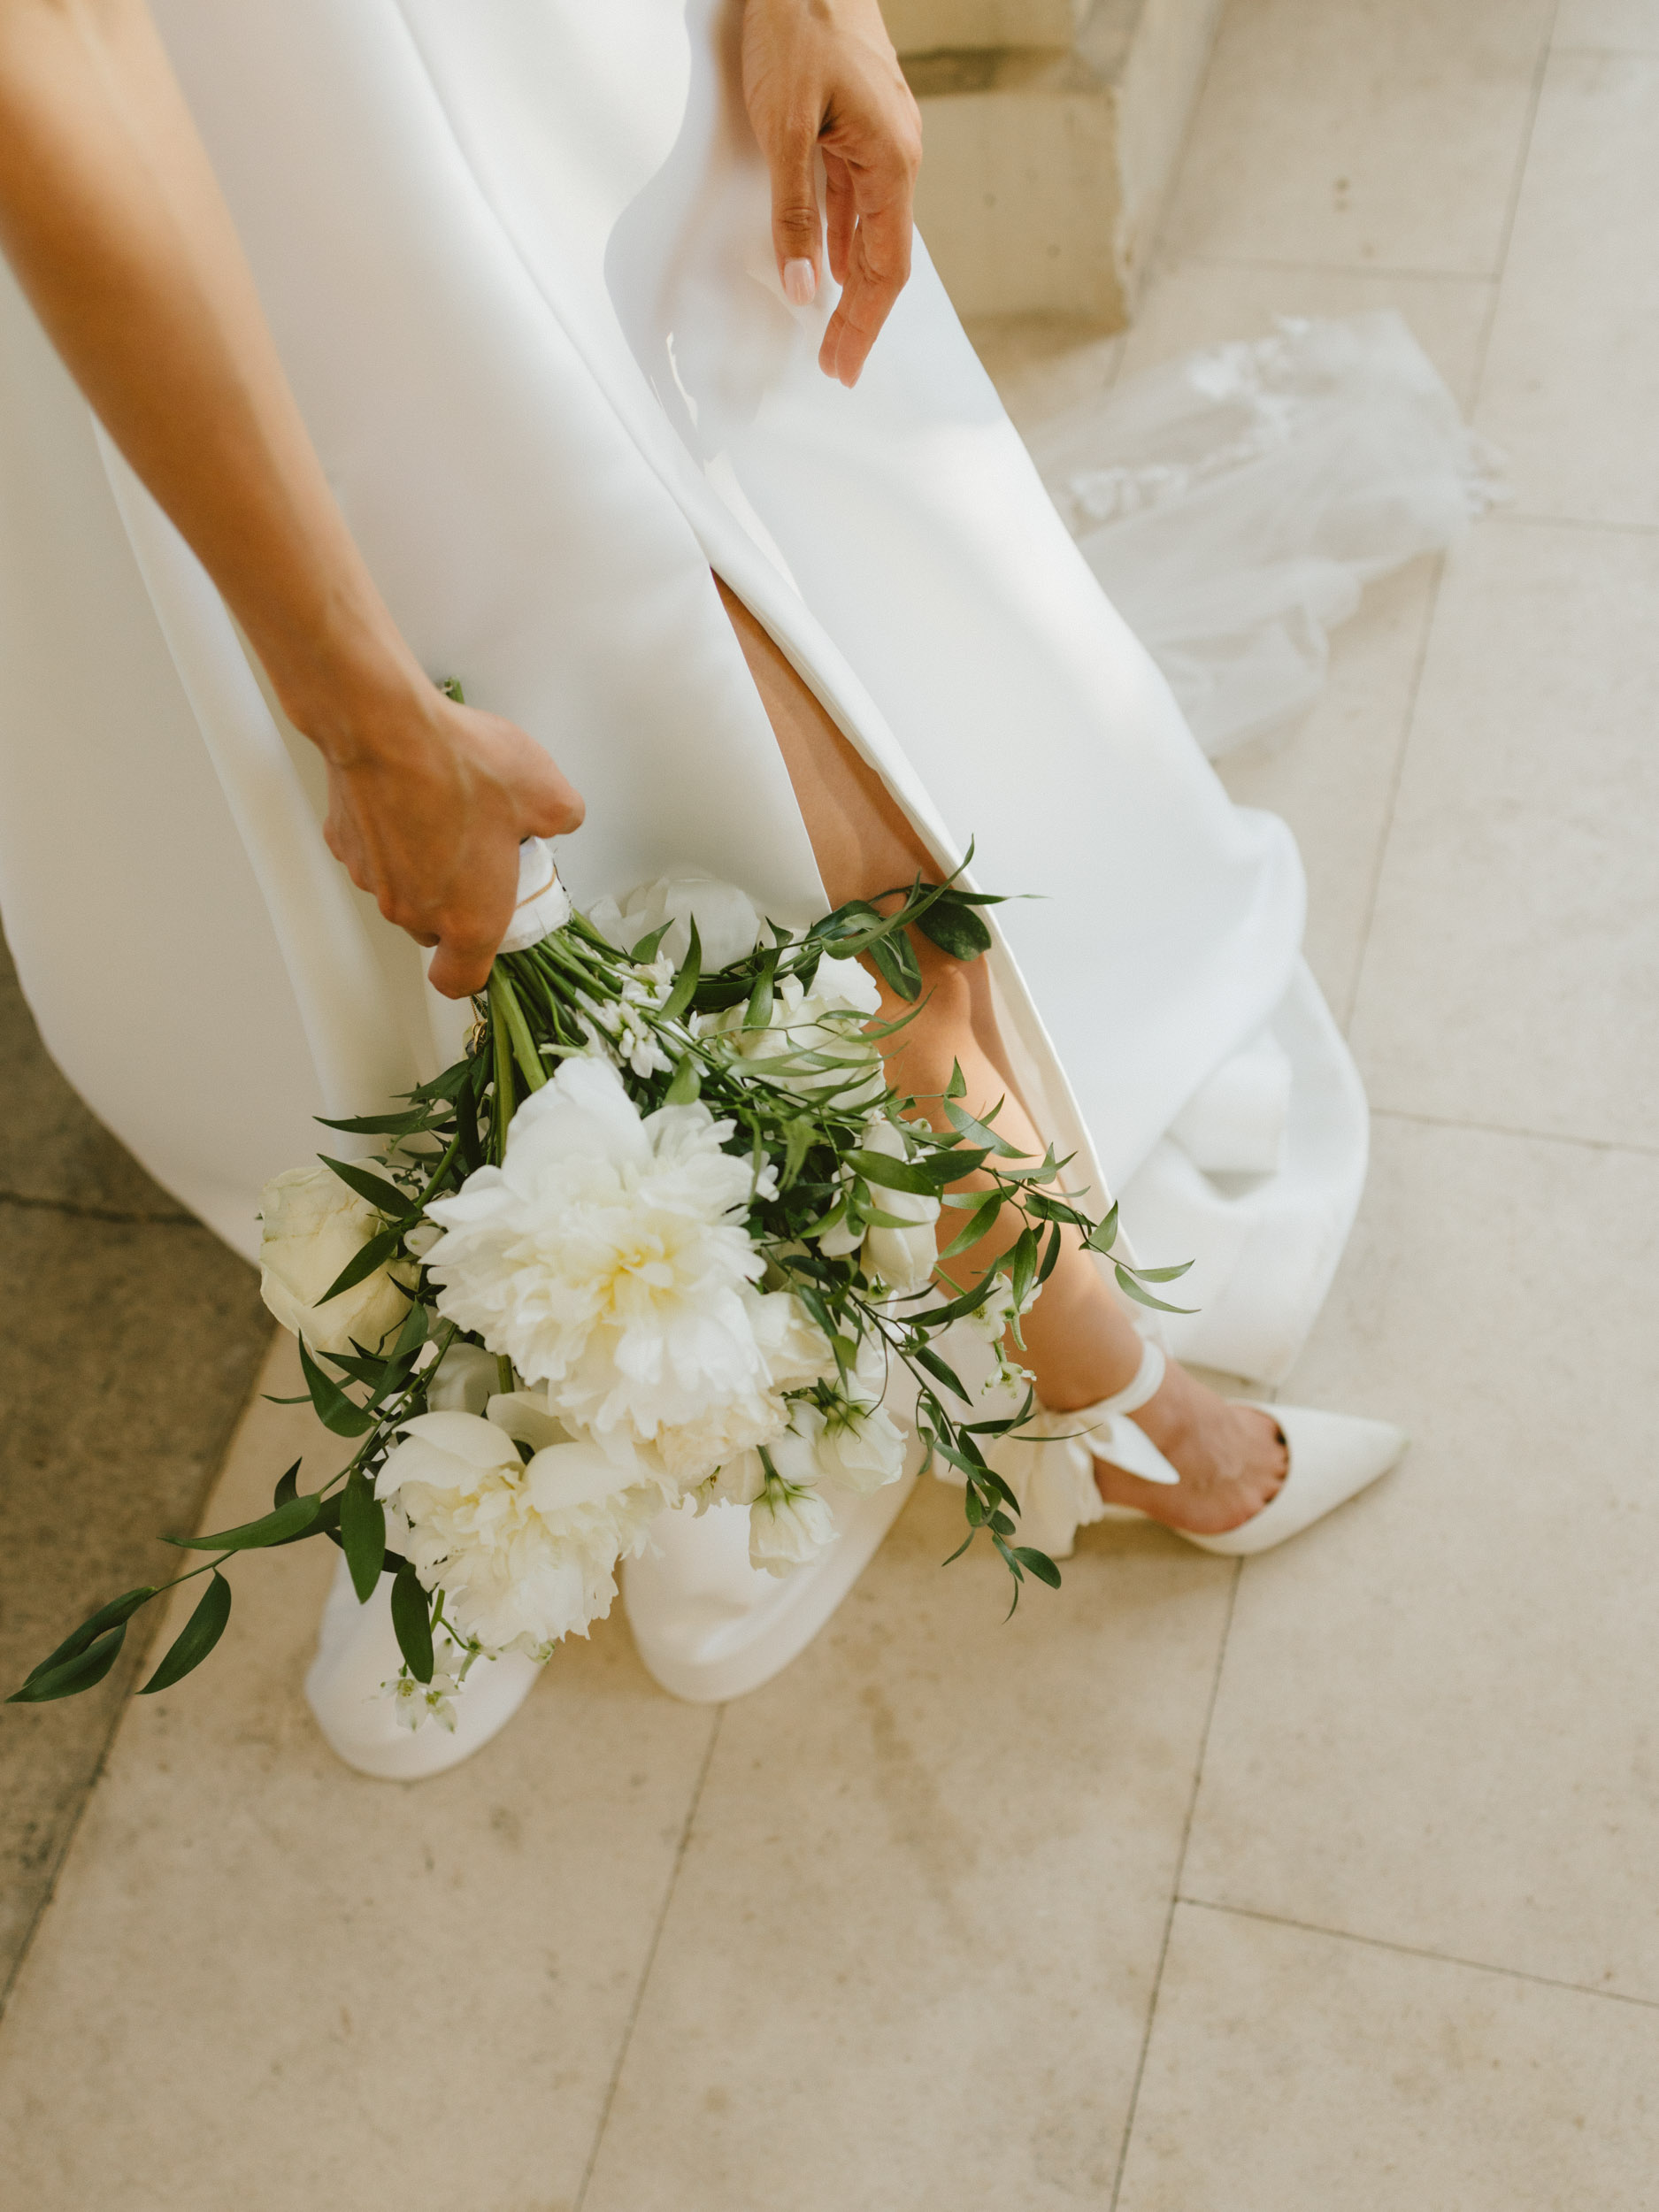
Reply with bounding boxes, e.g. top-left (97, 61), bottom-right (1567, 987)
top-left (783, 257), bottom-right (817, 306)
